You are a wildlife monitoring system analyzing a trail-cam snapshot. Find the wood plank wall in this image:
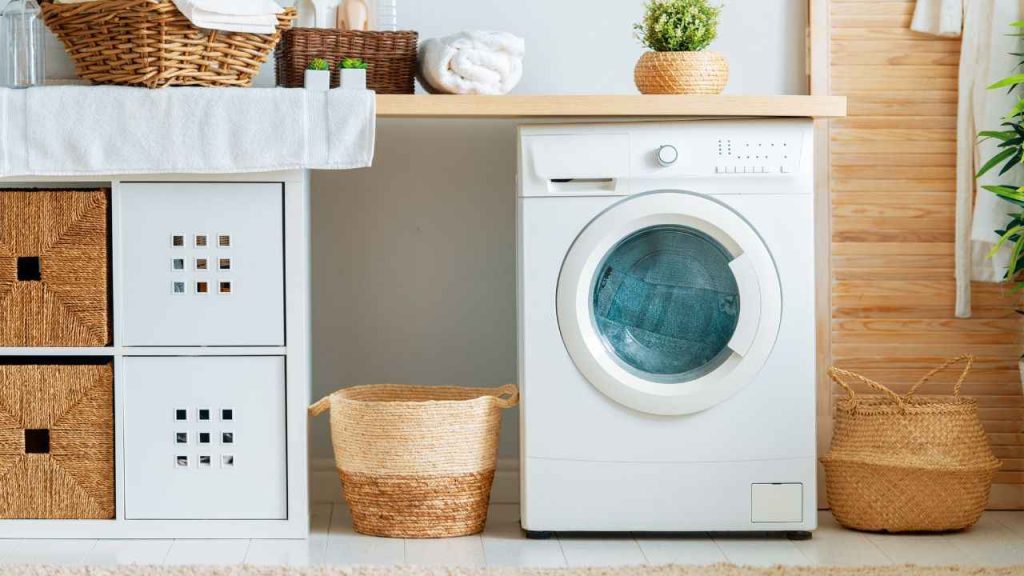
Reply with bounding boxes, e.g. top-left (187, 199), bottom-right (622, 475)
top-left (826, 0), bottom-right (1024, 508)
